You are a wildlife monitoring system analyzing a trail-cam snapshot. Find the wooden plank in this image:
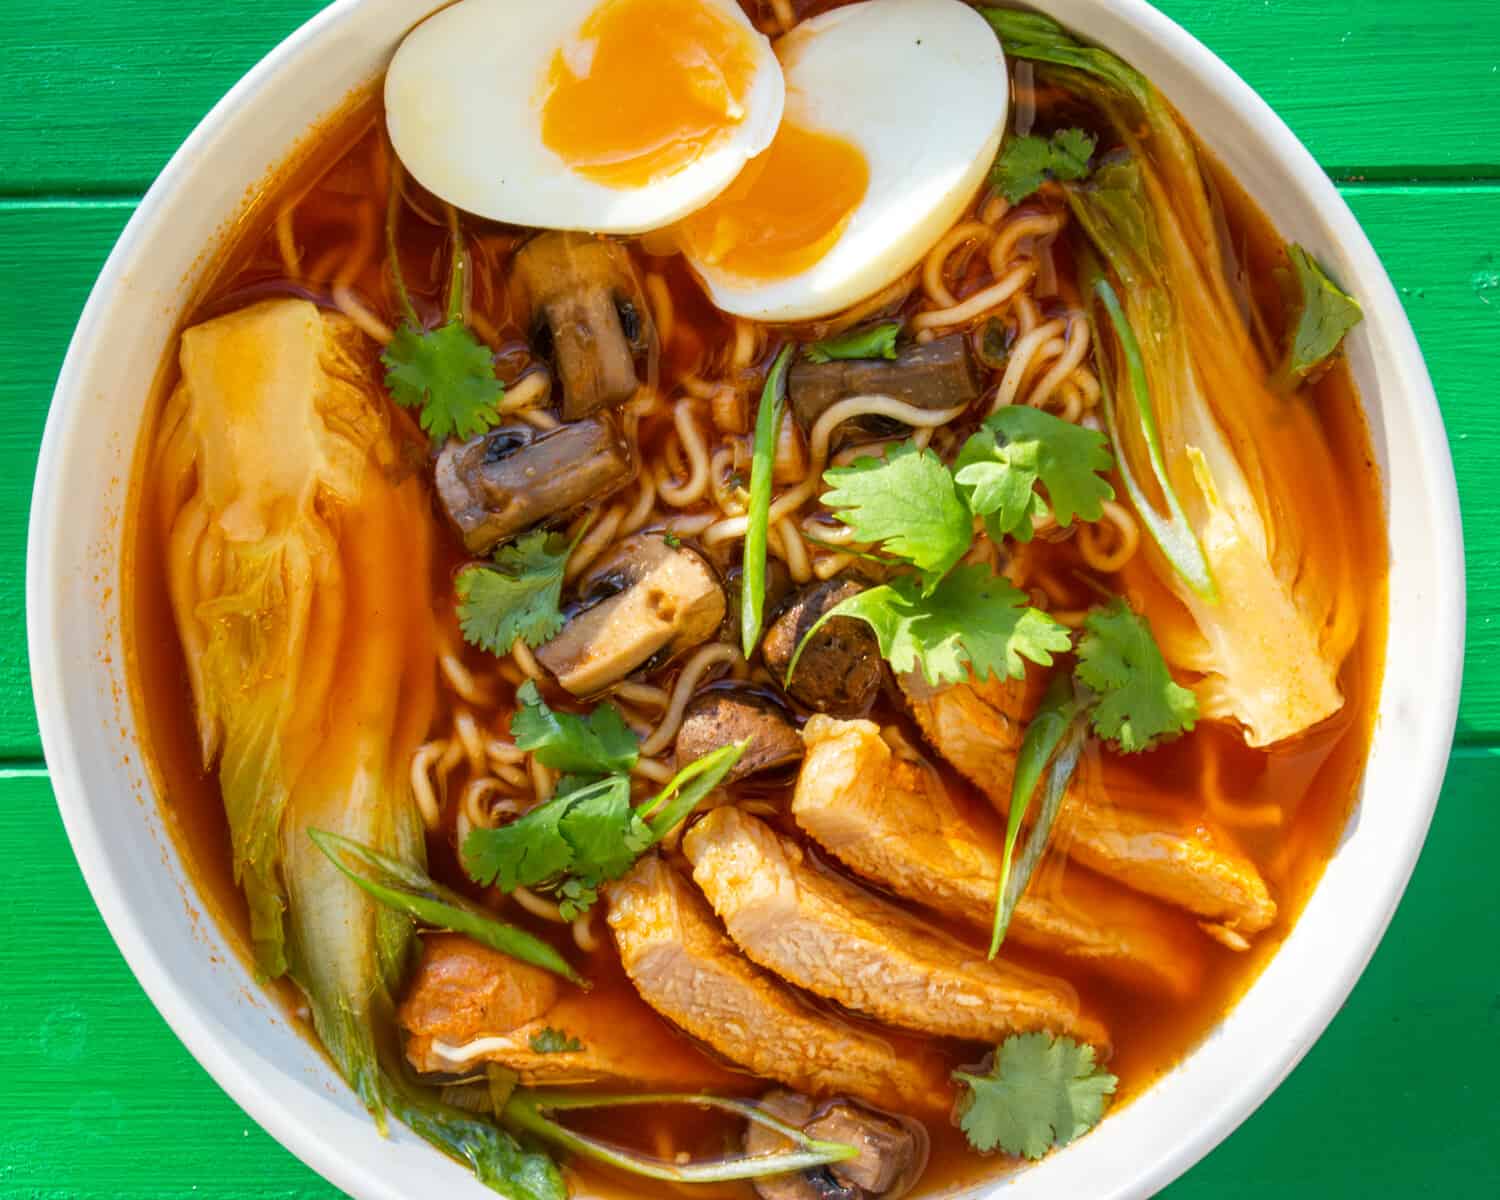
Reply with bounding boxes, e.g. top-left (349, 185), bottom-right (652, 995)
top-left (0, 771), bottom-right (342, 1200)
top-left (1162, 747), bottom-right (1500, 1196)
top-left (0, 203), bottom-right (131, 759)
top-left (1153, 0), bottom-right (1500, 180)
top-left (0, 0), bottom-right (1496, 192)
top-left (1344, 187), bottom-right (1500, 742)
top-left (3, 751), bottom-right (1493, 1196)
